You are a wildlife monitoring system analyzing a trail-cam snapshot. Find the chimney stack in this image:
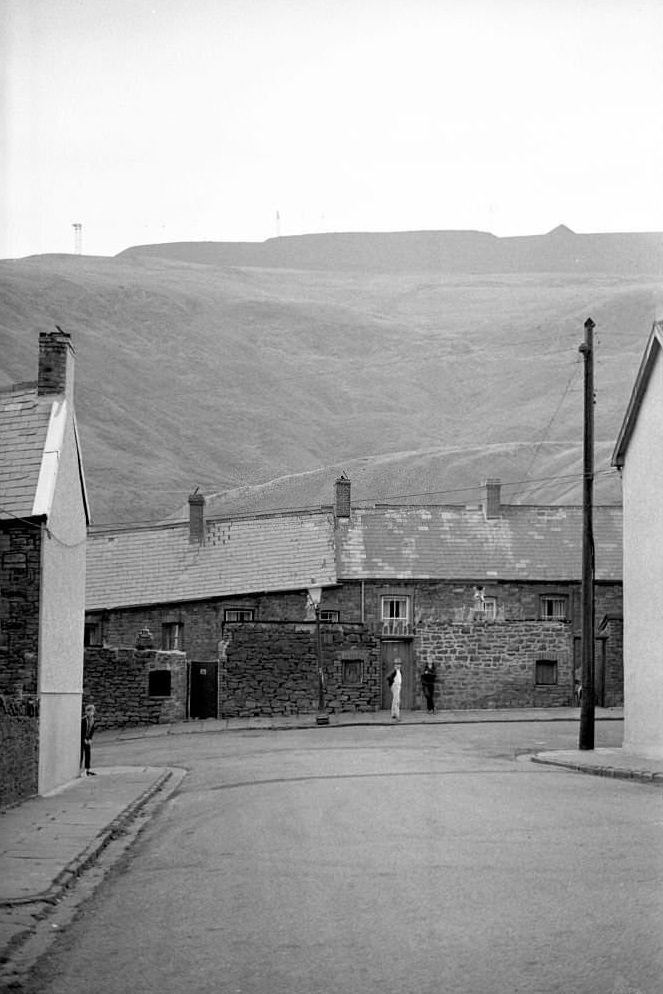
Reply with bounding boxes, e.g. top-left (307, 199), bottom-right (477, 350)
top-left (334, 474), bottom-right (351, 518)
top-left (38, 328), bottom-right (75, 399)
top-left (484, 478), bottom-right (501, 519)
top-left (188, 490), bottom-right (205, 543)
